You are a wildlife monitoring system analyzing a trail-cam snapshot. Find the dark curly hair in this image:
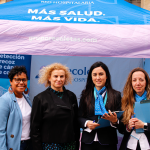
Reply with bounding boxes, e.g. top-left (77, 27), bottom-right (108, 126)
top-left (8, 66), bottom-right (28, 81)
